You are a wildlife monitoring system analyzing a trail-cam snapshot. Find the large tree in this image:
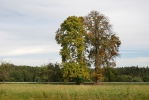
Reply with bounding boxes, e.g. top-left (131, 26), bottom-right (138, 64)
top-left (84, 11), bottom-right (121, 83)
top-left (55, 16), bottom-right (90, 84)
